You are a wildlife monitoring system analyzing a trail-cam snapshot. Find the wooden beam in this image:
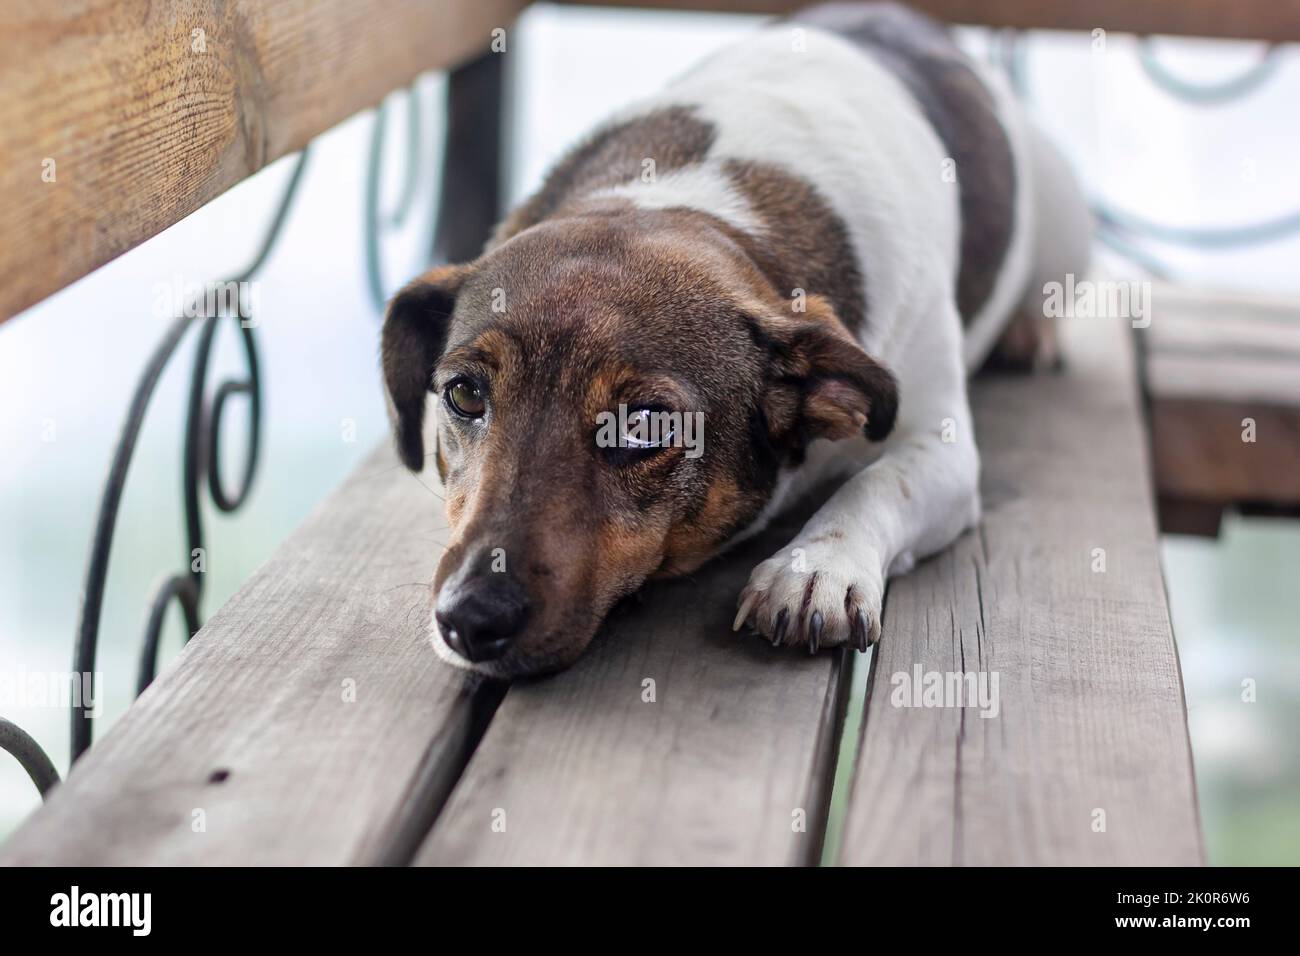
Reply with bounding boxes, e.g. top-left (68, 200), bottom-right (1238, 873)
top-left (1152, 399), bottom-right (1300, 534)
top-left (1143, 284), bottom-right (1300, 533)
top-left (558, 0), bottom-right (1300, 41)
top-left (414, 500), bottom-right (851, 866)
top-left (839, 315), bottom-right (1203, 865)
top-left (0, 445), bottom-right (495, 865)
top-left (0, 0), bottom-right (526, 323)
